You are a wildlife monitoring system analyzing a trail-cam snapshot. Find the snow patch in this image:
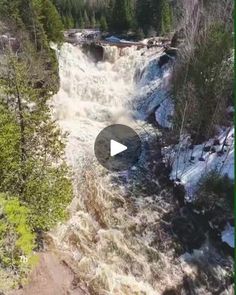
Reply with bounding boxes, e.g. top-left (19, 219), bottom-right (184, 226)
top-left (165, 127), bottom-right (234, 199)
top-left (105, 36), bottom-right (121, 43)
top-left (222, 223), bottom-right (234, 248)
